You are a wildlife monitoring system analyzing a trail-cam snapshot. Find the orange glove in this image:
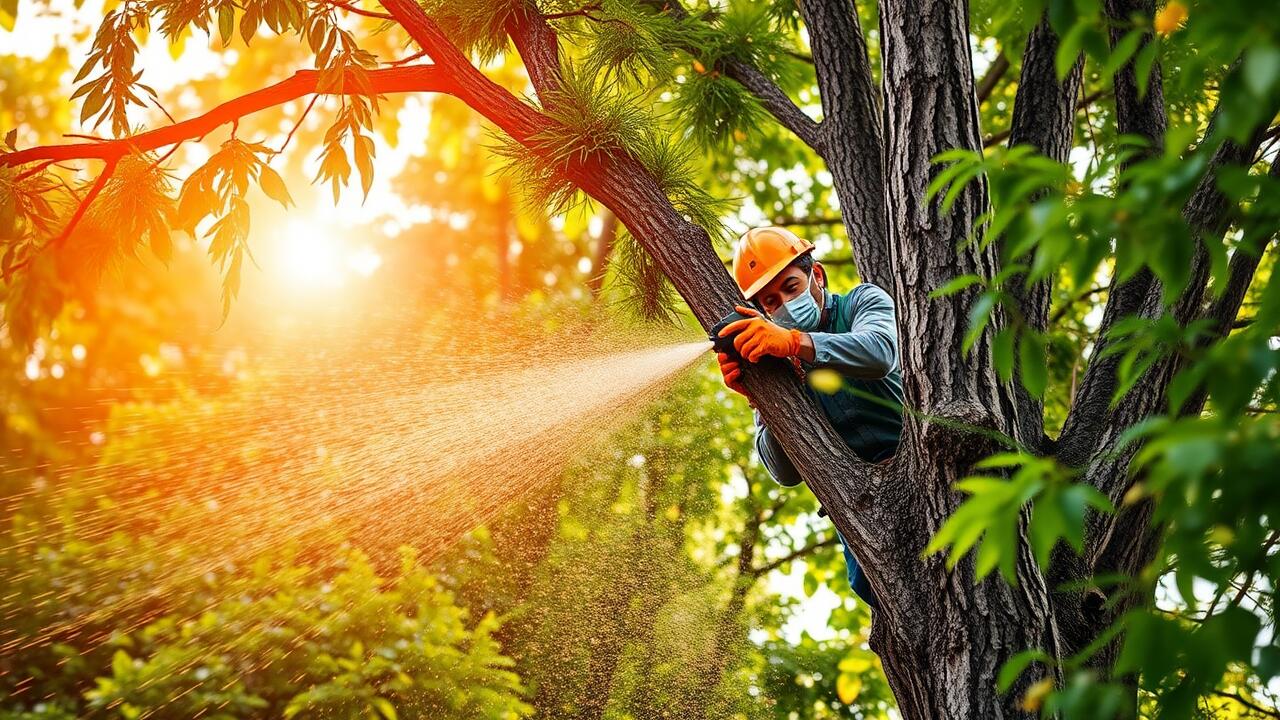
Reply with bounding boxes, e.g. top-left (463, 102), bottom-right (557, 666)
top-left (717, 352), bottom-right (748, 397)
top-left (719, 305), bottom-right (802, 363)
